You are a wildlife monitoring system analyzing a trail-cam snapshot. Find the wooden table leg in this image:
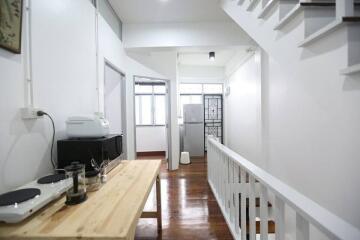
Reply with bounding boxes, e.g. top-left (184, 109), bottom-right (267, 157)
top-left (156, 174), bottom-right (162, 233)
